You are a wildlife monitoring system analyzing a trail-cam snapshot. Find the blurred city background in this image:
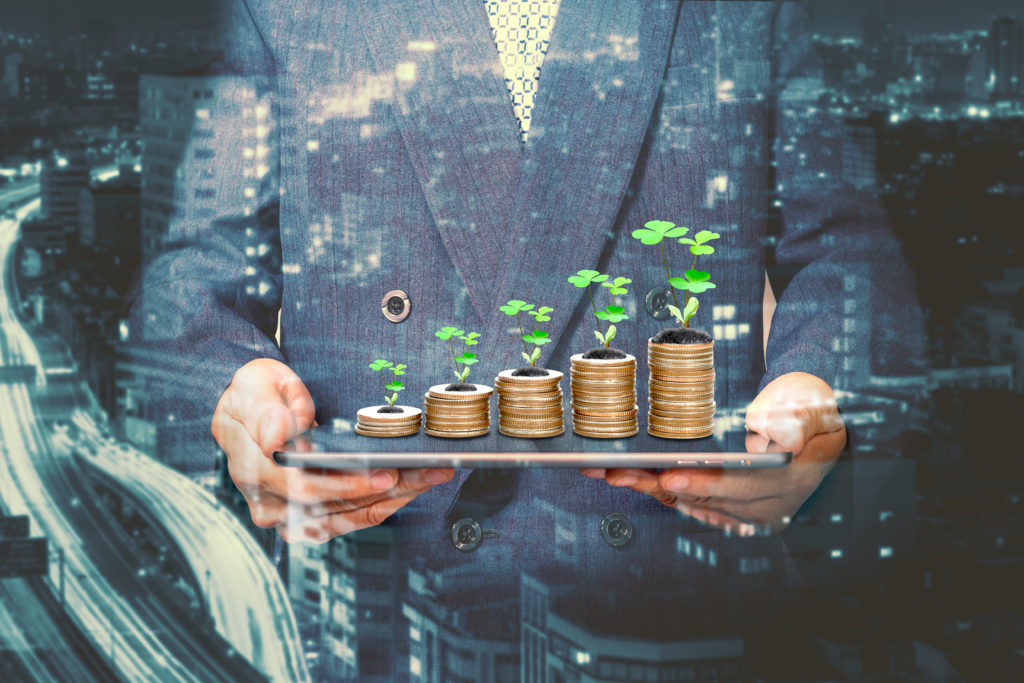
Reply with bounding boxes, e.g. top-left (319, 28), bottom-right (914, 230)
top-left (1, 0), bottom-right (1024, 680)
